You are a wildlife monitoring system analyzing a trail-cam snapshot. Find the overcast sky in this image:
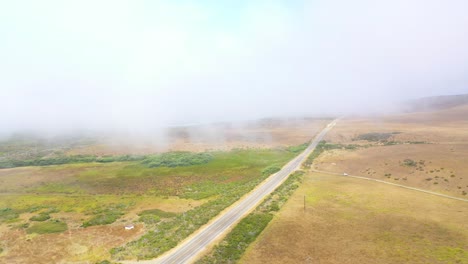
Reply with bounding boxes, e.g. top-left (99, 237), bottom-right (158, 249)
top-left (1, 0), bottom-right (467, 135)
